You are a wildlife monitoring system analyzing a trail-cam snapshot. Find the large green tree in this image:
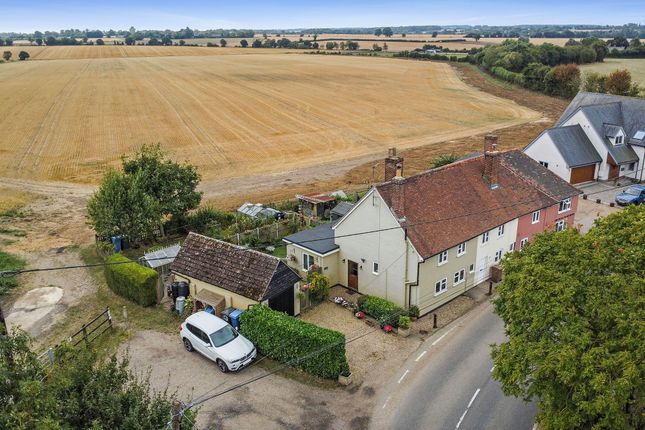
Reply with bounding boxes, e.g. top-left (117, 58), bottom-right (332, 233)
top-left (121, 143), bottom-right (202, 221)
top-left (0, 330), bottom-right (195, 429)
top-left (492, 206), bottom-right (645, 430)
top-left (87, 169), bottom-right (161, 244)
